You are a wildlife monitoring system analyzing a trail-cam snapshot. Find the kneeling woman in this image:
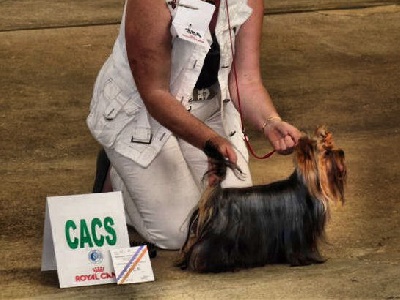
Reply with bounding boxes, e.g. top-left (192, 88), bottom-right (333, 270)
top-left (87, 0), bottom-right (300, 249)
